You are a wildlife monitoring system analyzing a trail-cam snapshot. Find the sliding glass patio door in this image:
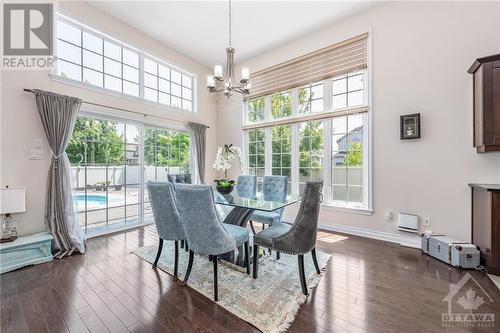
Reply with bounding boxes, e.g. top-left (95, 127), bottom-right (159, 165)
top-left (68, 117), bottom-right (142, 233)
top-left (68, 116), bottom-right (190, 234)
